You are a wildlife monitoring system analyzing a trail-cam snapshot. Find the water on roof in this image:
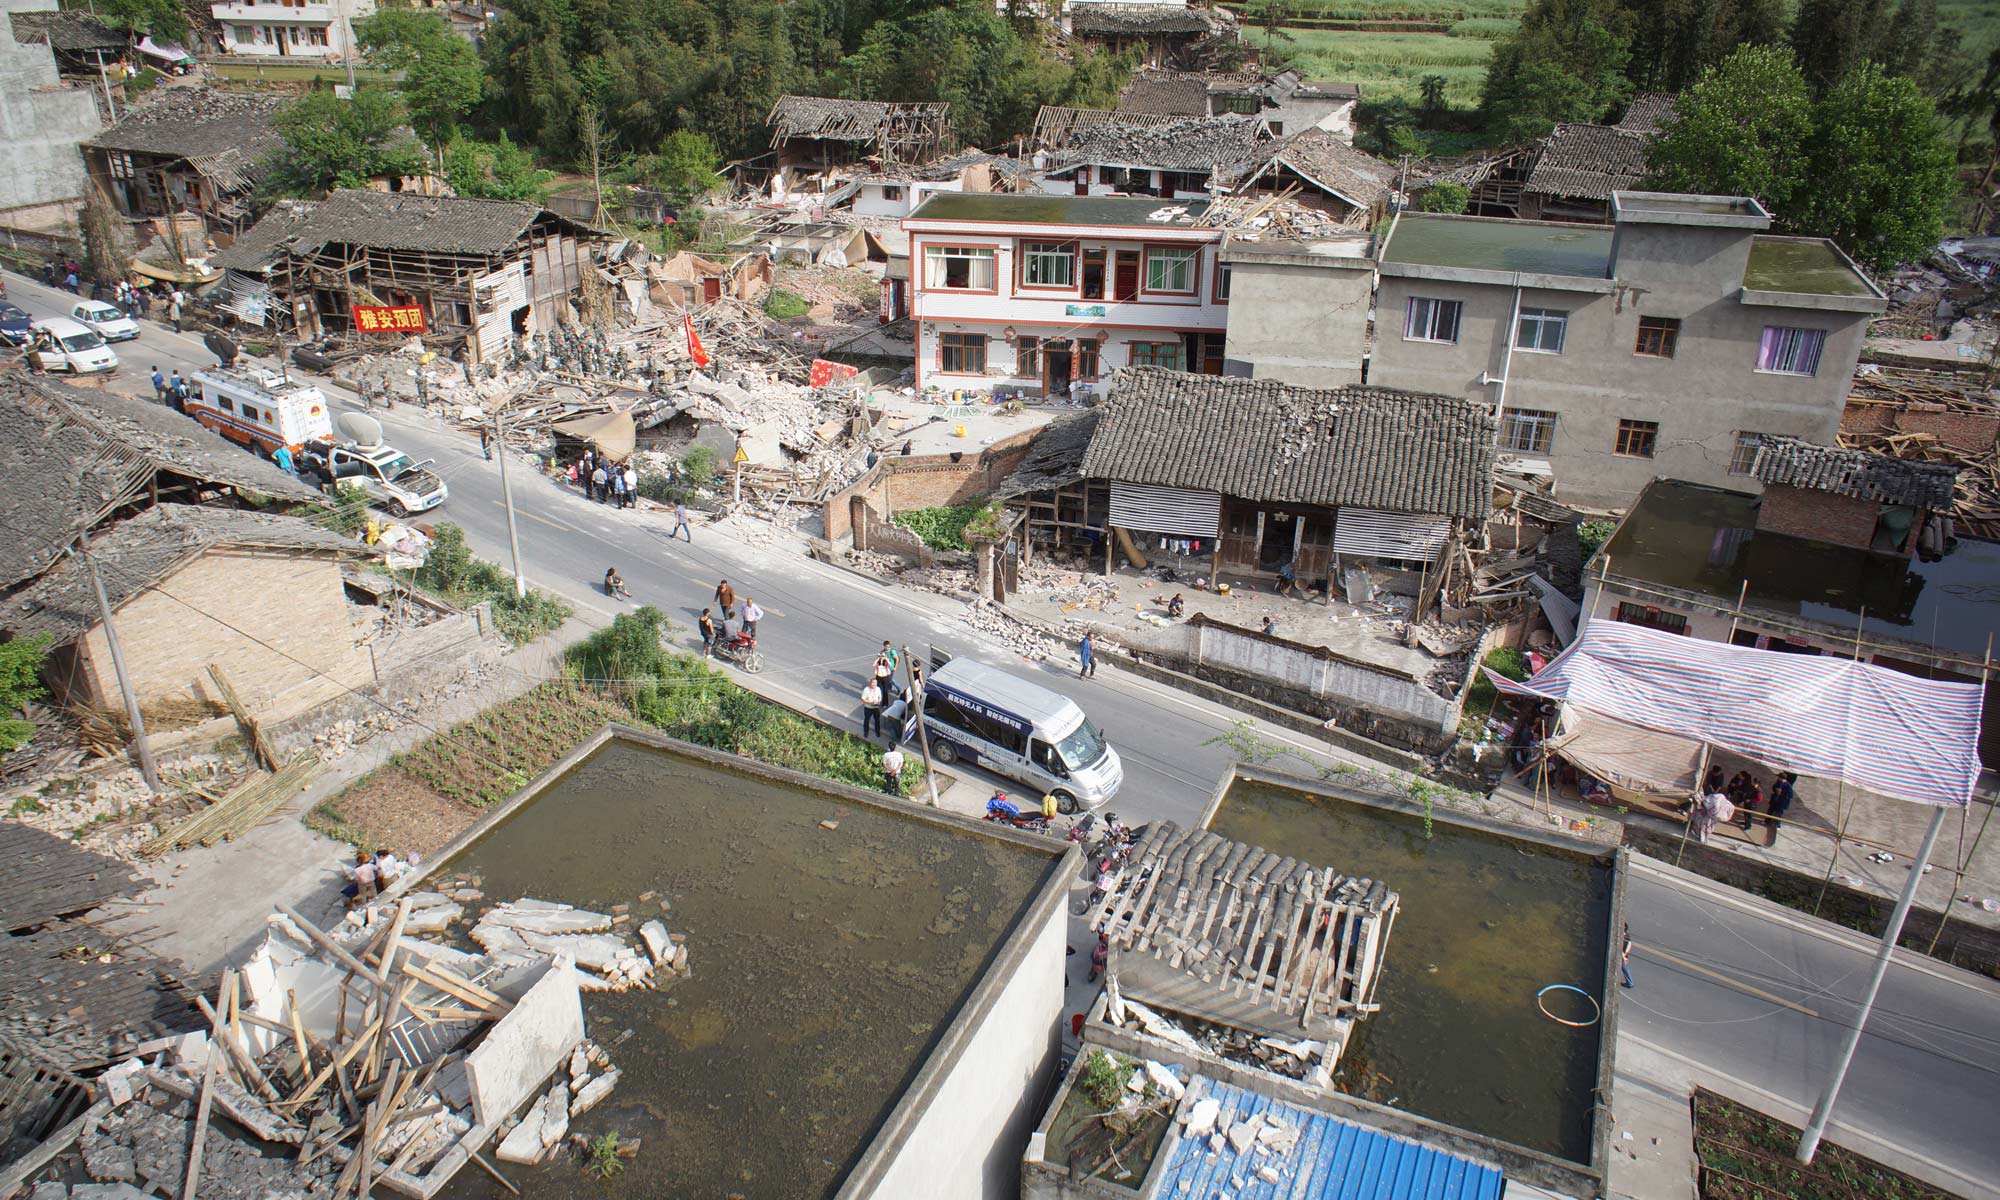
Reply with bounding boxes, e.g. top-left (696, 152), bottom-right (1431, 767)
top-left (909, 192), bottom-right (1212, 227)
top-left (1382, 213), bottom-right (1612, 279)
top-left (432, 738), bottom-right (1058, 1200)
top-left (1742, 237), bottom-right (1875, 296)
